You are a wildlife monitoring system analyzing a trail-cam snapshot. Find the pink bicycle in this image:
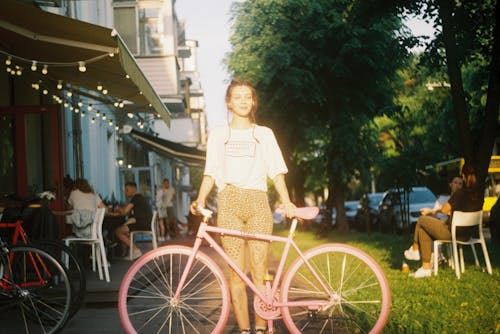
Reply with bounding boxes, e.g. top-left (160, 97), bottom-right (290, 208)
top-left (118, 207), bottom-right (390, 333)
